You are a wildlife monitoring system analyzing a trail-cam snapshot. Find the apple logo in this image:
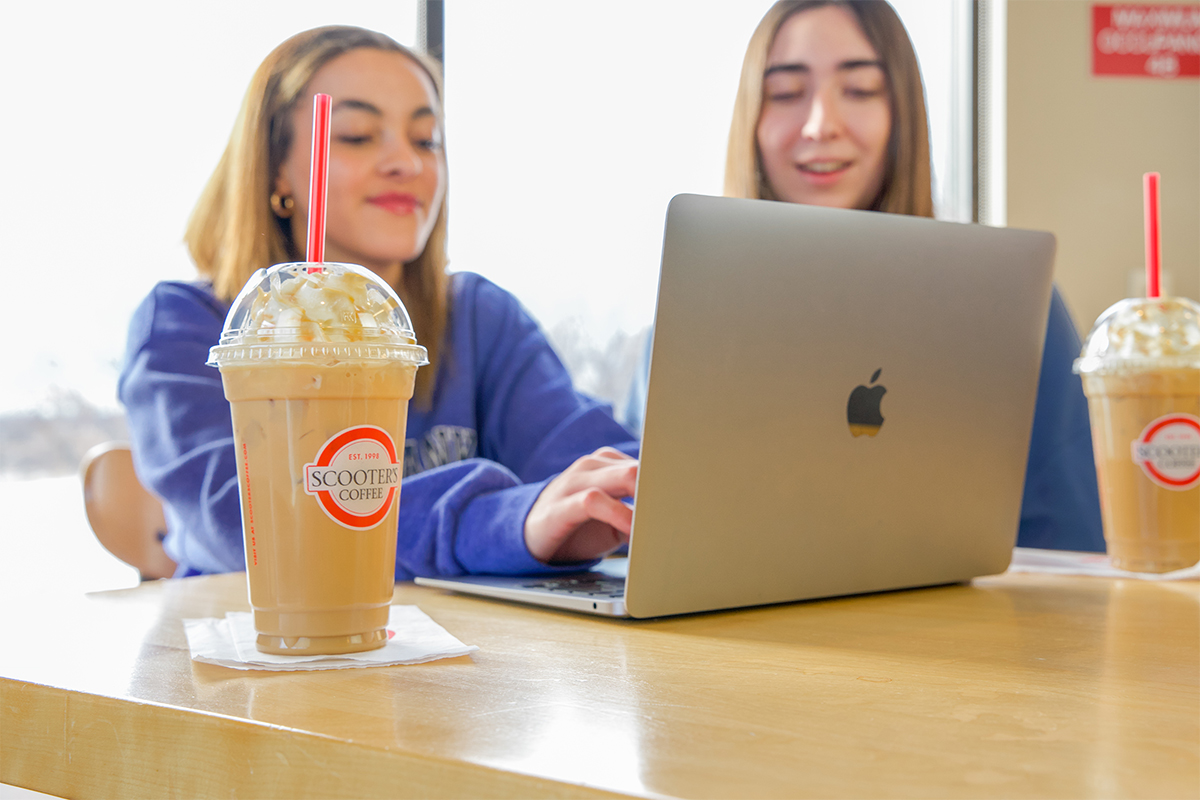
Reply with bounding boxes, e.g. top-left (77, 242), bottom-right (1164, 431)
top-left (847, 368), bottom-right (886, 437)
